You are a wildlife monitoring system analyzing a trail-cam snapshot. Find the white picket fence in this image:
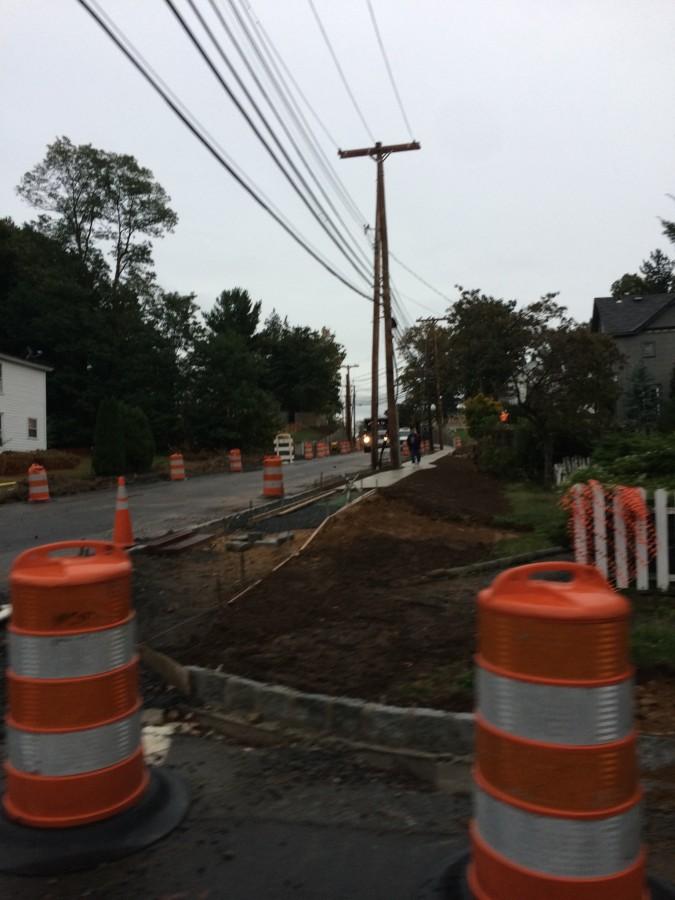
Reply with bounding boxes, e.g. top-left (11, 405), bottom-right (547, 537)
top-left (554, 456), bottom-right (590, 486)
top-left (571, 483), bottom-right (674, 591)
